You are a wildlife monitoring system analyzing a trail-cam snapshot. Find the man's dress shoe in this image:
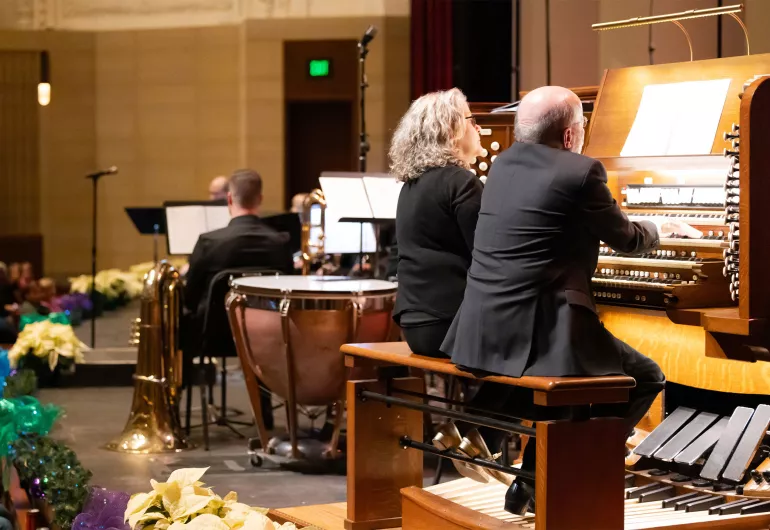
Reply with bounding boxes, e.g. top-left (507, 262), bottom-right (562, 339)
top-left (504, 478), bottom-right (535, 515)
